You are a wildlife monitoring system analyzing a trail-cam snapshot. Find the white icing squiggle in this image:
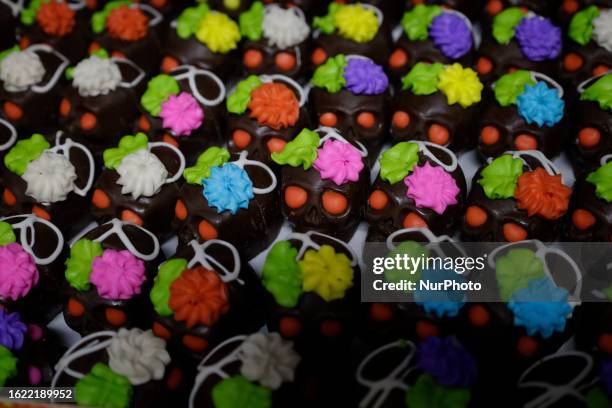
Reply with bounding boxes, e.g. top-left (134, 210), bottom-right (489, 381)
top-left (259, 74), bottom-right (307, 106)
top-left (263, 5), bottom-right (310, 49)
top-left (22, 152), bottom-right (77, 203)
top-left (0, 214), bottom-right (64, 265)
top-left (0, 118), bottom-right (17, 151)
top-left (316, 126), bottom-right (369, 158)
top-left (231, 151), bottom-right (277, 194)
top-left (72, 56), bottom-right (121, 97)
top-left (50, 132), bottom-right (95, 197)
top-left (0, 49), bottom-right (45, 92)
top-left (85, 219), bottom-right (160, 261)
top-left (0, 0), bottom-right (24, 16)
top-left (116, 150), bottom-right (168, 199)
top-left (187, 239), bottom-right (243, 284)
top-left (593, 9), bottom-right (612, 52)
top-left (285, 230), bottom-right (359, 267)
top-left (173, 65), bottom-right (226, 107)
